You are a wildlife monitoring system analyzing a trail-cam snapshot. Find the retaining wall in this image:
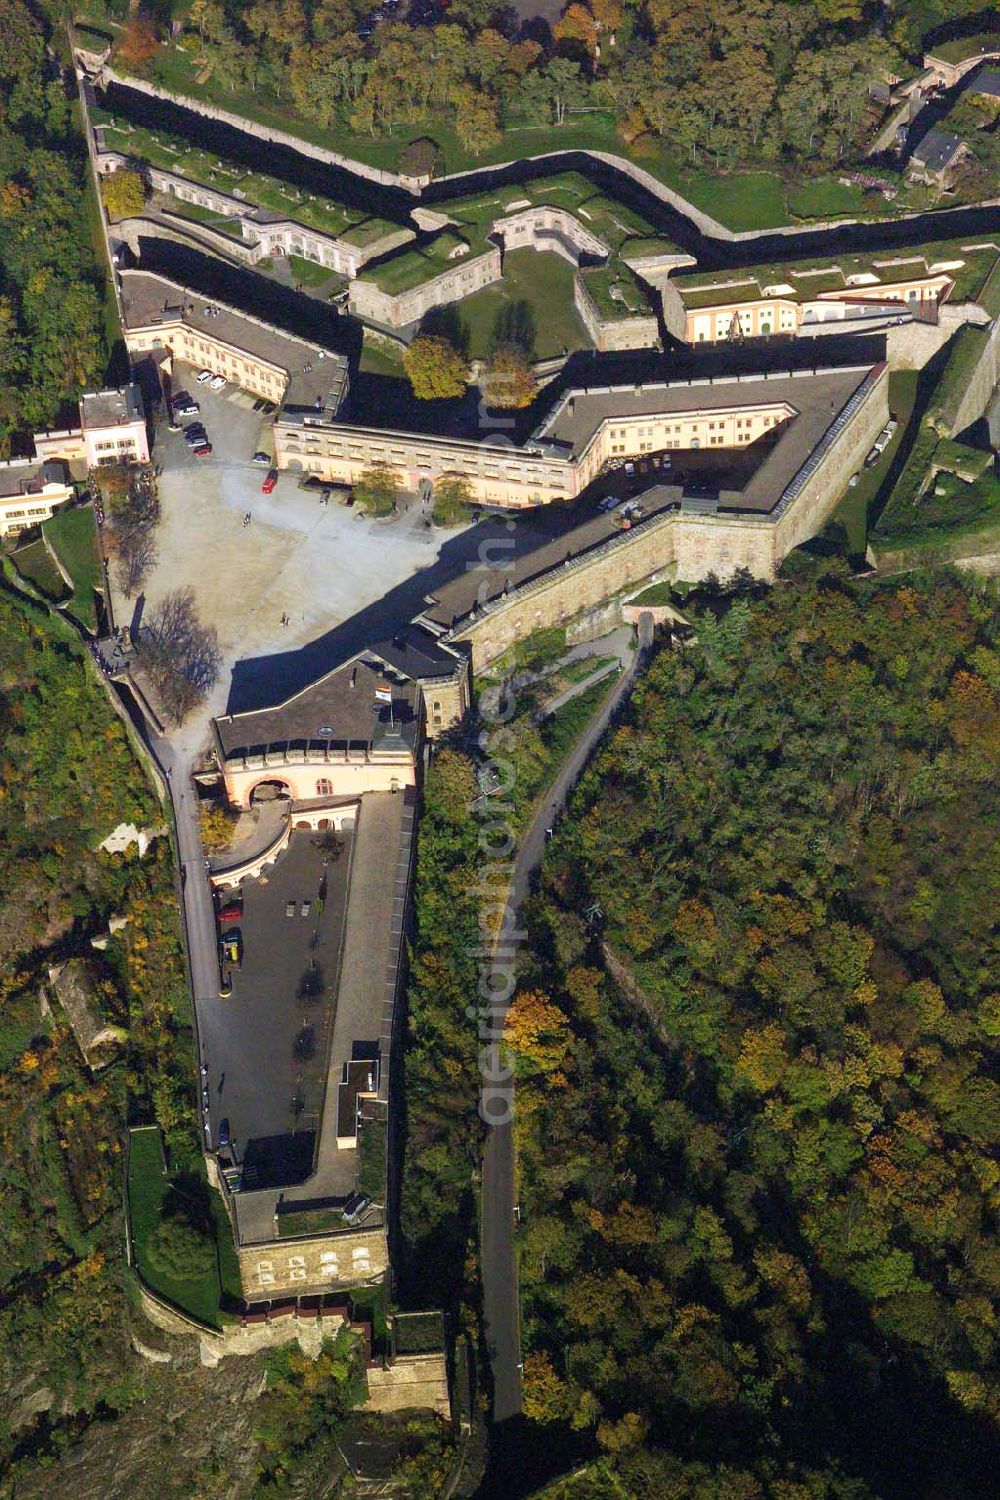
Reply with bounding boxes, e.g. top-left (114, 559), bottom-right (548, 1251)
top-left (944, 314), bottom-right (1000, 436)
top-left (885, 303), bottom-right (992, 371)
top-left (137, 1281), bottom-right (345, 1367)
top-left (98, 67), bottom-right (431, 192)
top-left (93, 68), bottom-right (1000, 247)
